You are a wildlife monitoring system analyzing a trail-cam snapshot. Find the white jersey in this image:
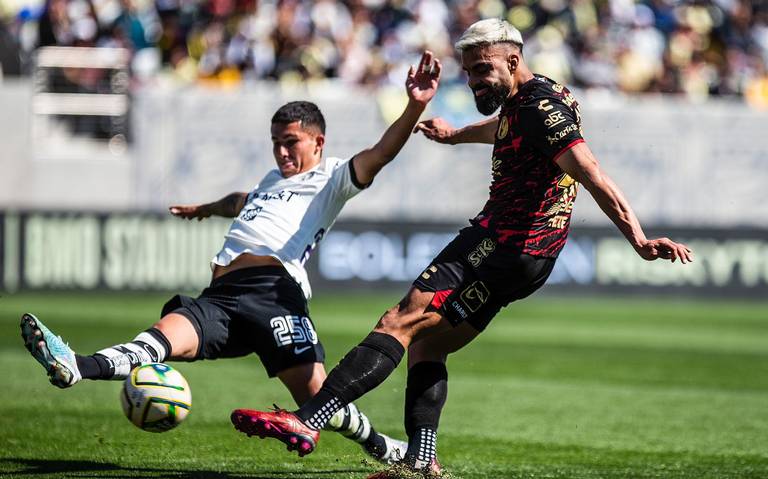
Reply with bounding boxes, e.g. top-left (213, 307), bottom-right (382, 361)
top-left (212, 156), bottom-right (364, 299)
